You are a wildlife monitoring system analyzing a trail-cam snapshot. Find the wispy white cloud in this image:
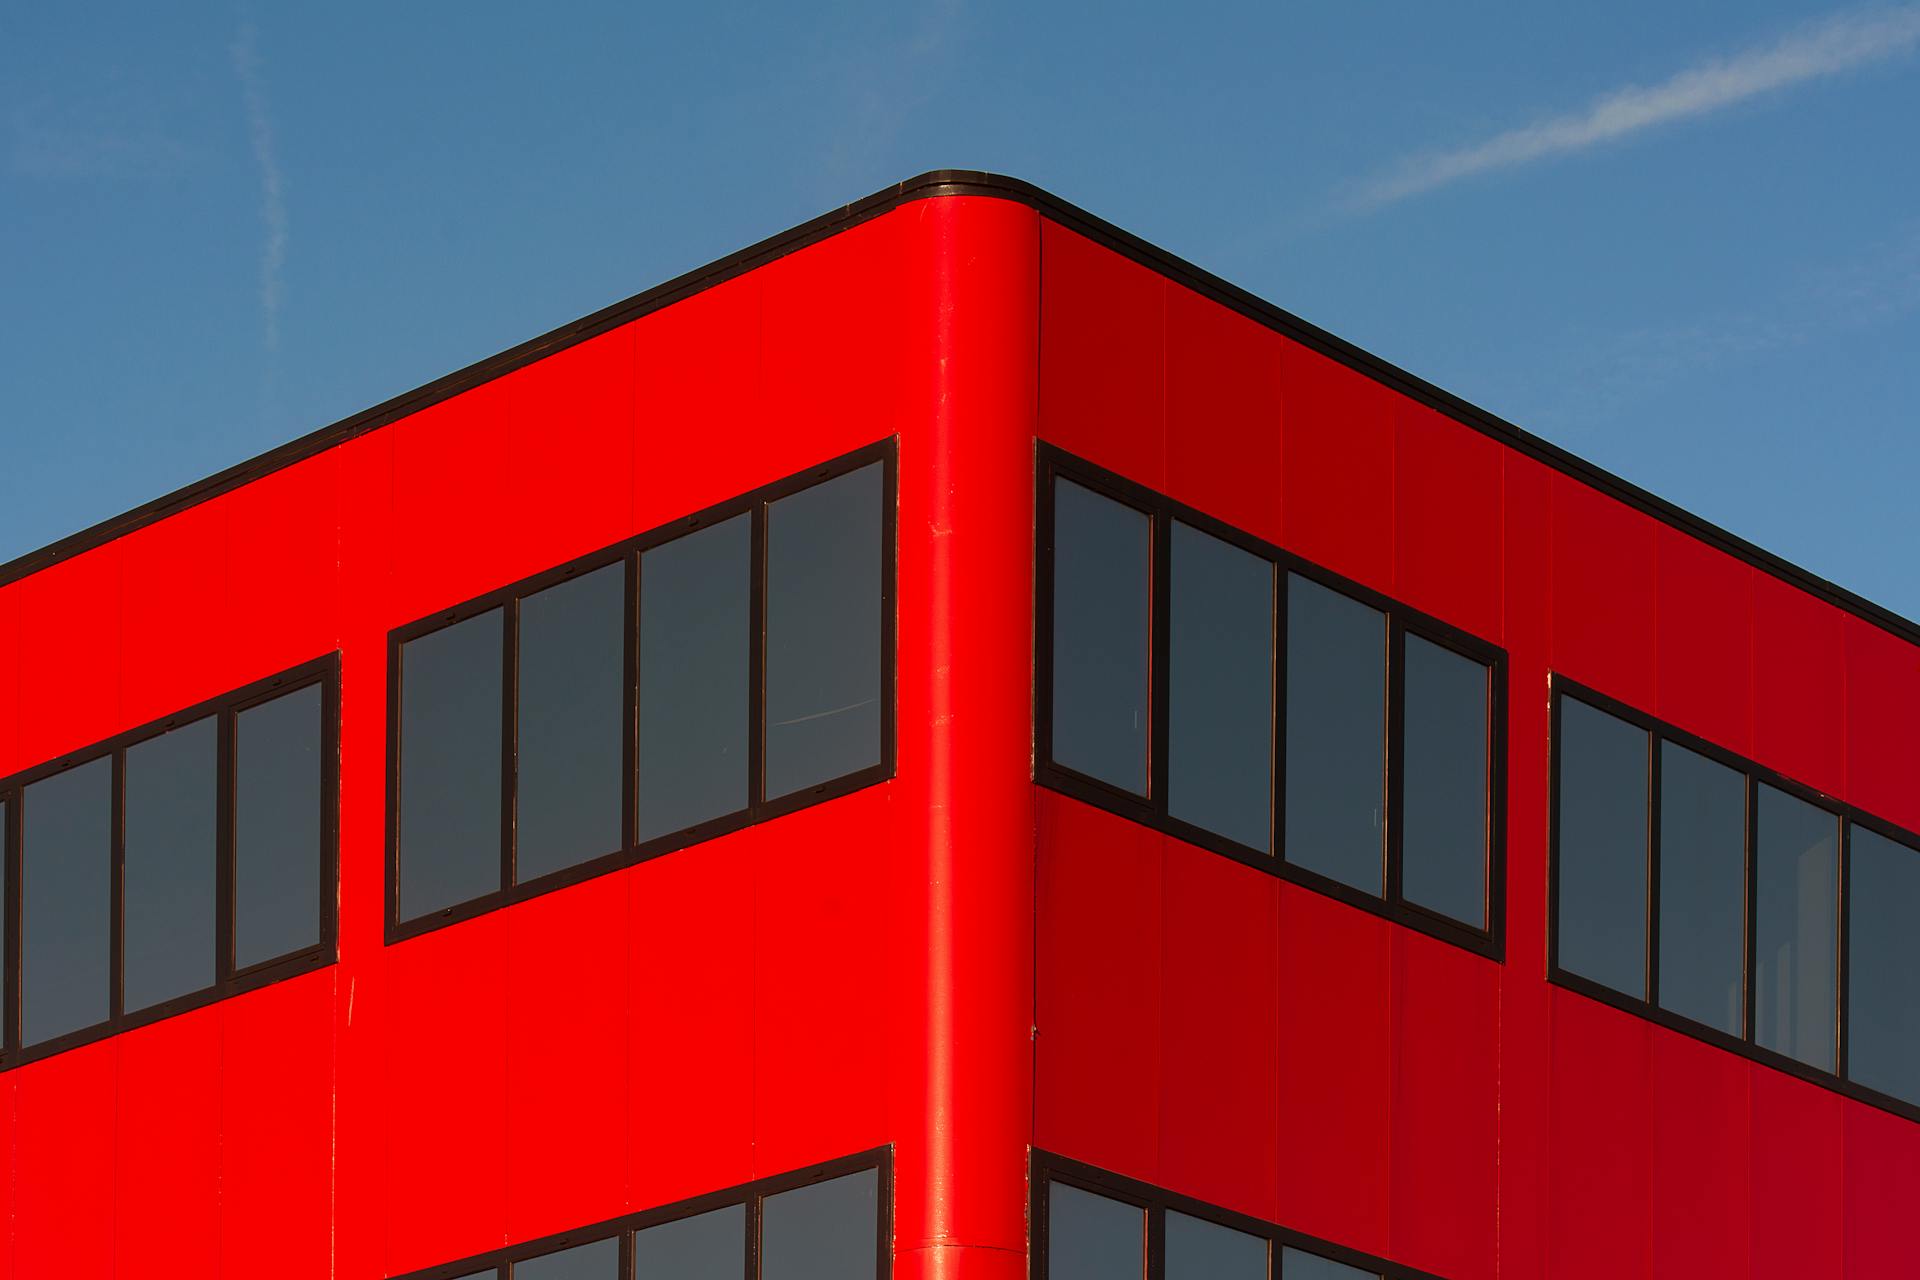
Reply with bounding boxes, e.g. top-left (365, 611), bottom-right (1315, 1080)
top-left (1349, 6), bottom-right (1920, 210)
top-left (231, 20), bottom-right (287, 351)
